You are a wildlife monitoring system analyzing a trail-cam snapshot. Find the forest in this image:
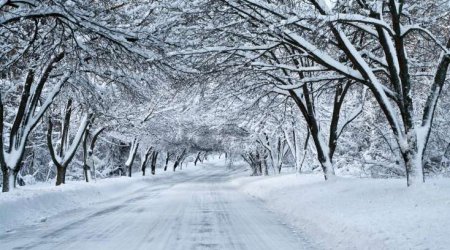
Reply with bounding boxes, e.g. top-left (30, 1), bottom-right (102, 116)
top-left (1, 0), bottom-right (449, 192)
